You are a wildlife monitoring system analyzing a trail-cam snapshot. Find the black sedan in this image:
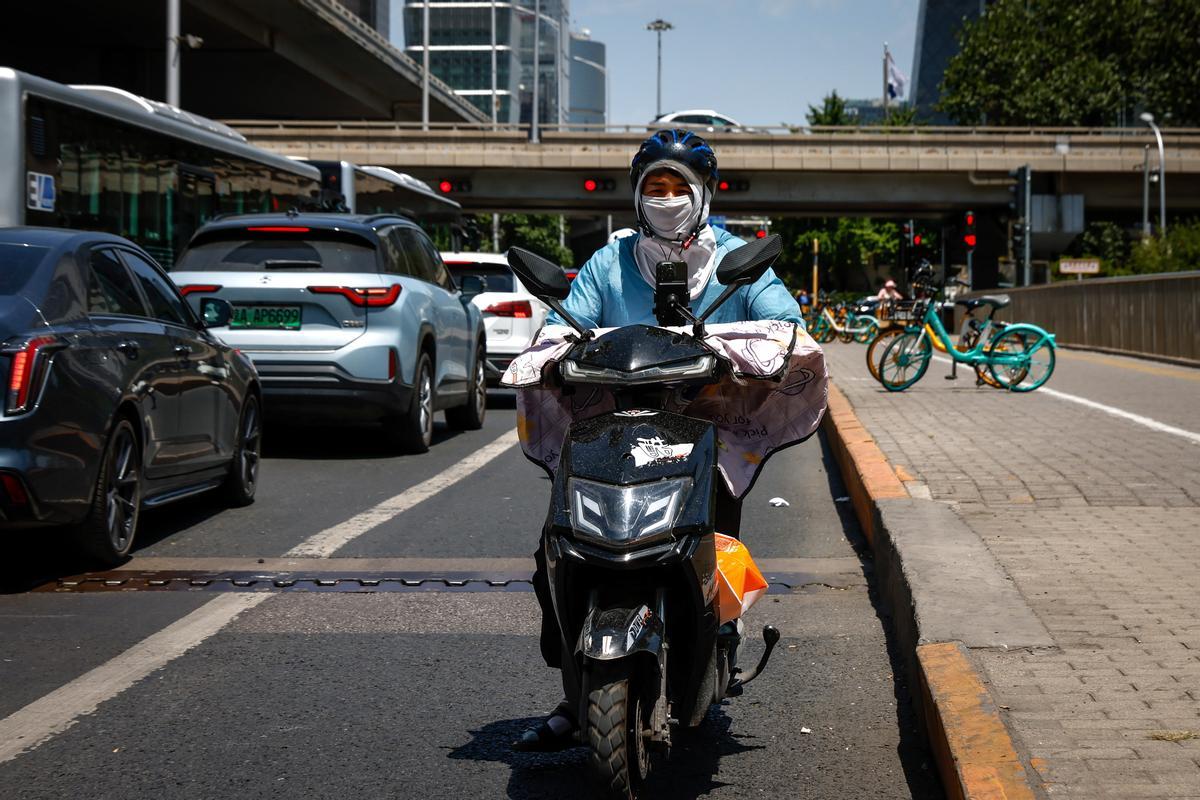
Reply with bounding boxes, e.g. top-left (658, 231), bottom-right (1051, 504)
top-left (0, 228), bottom-right (261, 565)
